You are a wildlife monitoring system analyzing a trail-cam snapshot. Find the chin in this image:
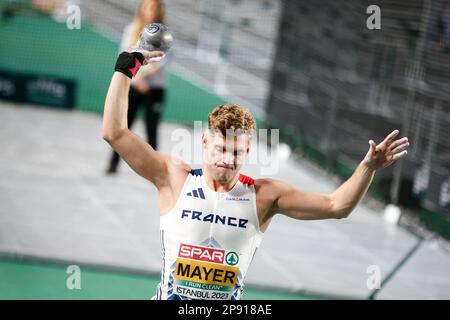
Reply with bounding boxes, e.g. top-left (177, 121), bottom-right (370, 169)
top-left (215, 169), bottom-right (234, 182)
